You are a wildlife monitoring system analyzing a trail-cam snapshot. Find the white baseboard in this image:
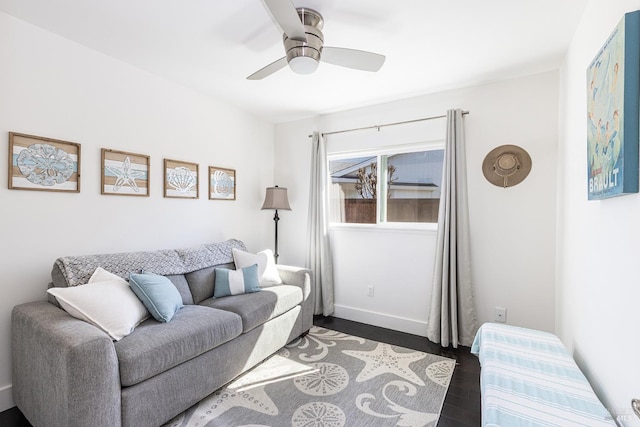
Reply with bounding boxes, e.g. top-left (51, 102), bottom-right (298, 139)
top-left (332, 304), bottom-right (429, 337)
top-left (0, 384), bottom-right (14, 412)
